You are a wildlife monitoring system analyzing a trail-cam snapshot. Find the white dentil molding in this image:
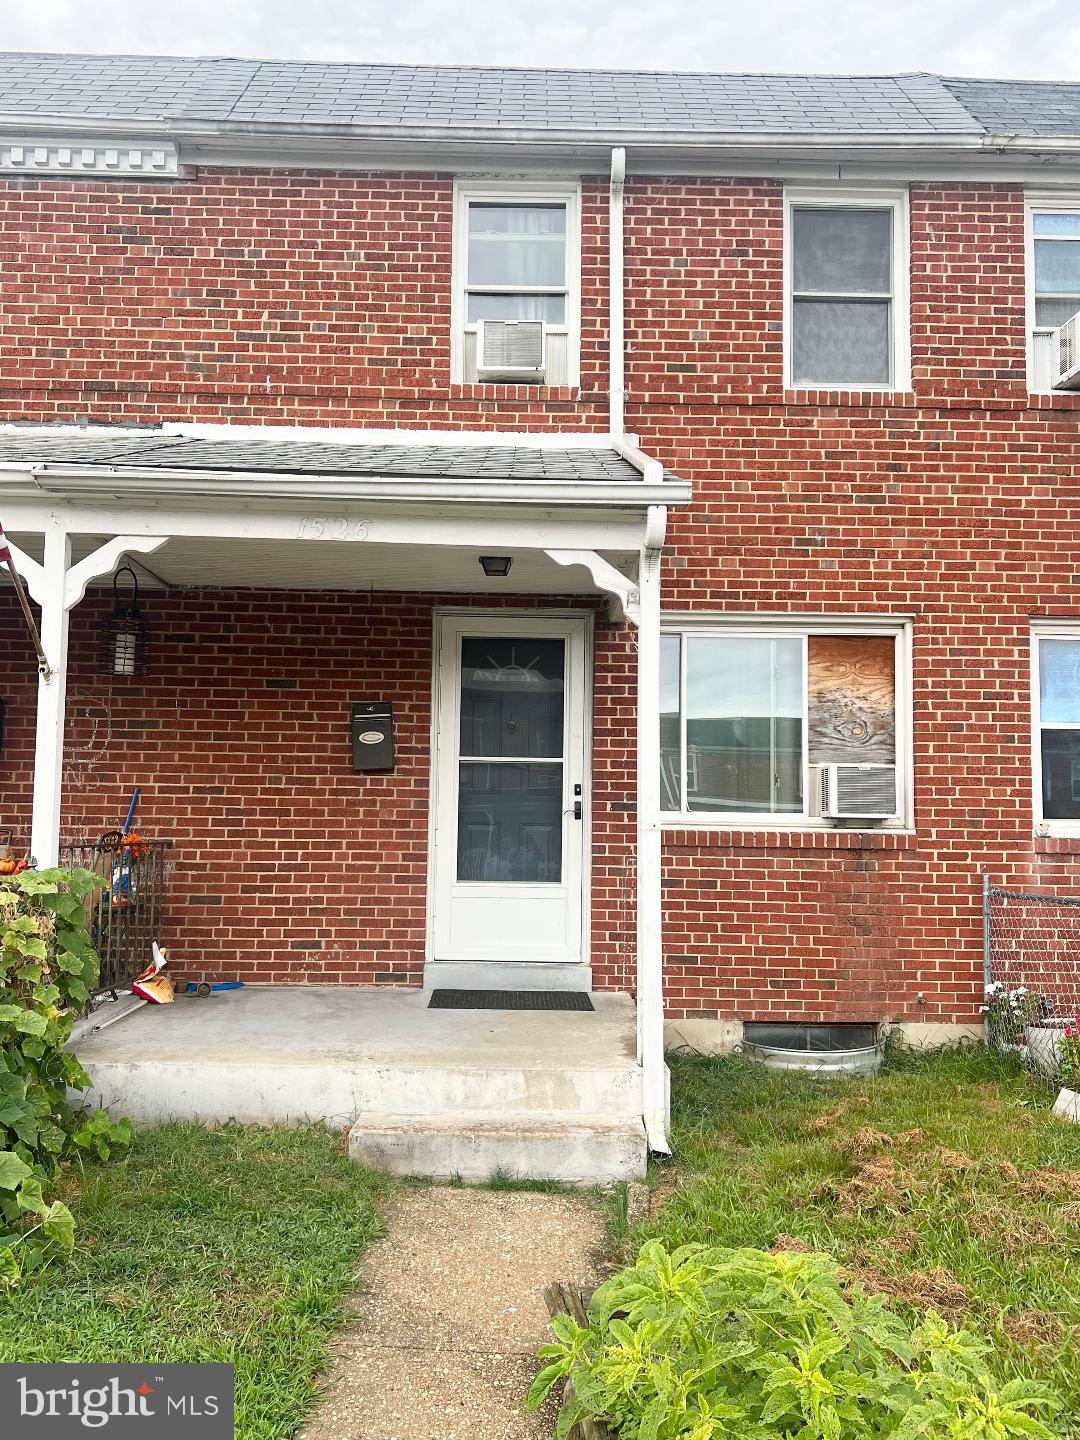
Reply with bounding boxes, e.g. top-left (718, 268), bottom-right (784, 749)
top-left (0, 137), bottom-right (180, 177)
